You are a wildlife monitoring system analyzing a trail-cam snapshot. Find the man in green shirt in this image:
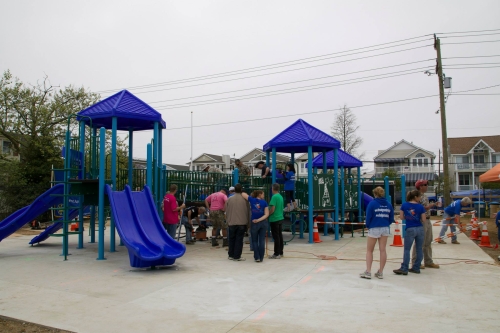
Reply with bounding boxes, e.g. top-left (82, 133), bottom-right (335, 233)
top-left (268, 183), bottom-right (284, 259)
